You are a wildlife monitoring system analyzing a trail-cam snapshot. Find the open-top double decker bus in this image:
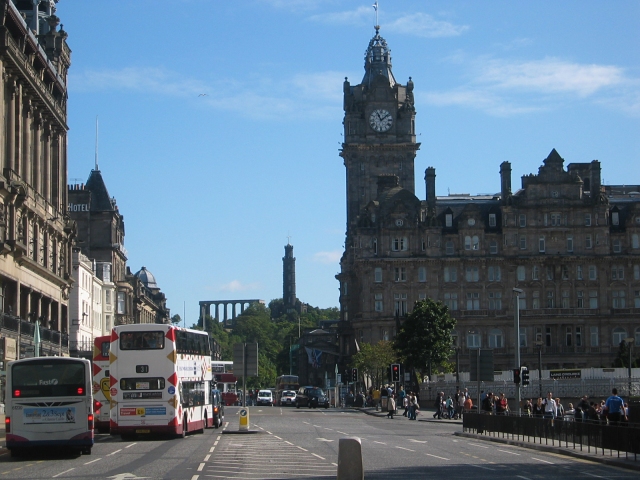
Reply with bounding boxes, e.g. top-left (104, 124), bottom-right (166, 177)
top-left (109, 324), bottom-right (213, 438)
